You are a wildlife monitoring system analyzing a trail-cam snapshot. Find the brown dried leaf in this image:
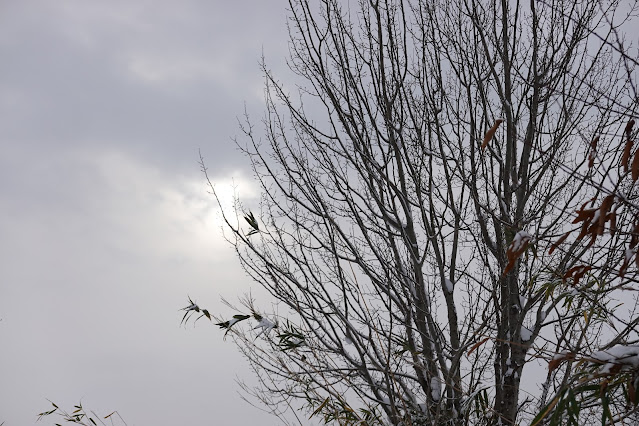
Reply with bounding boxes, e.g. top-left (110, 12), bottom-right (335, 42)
top-left (631, 222), bottom-right (639, 249)
top-left (549, 231), bottom-right (571, 254)
top-left (598, 195), bottom-right (615, 230)
top-left (588, 136), bottom-right (599, 168)
top-left (548, 352), bottom-right (575, 373)
top-left (609, 363), bottom-right (623, 376)
top-left (632, 149), bottom-right (639, 181)
top-left (547, 359), bottom-right (562, 373)
top-left (625, 119), bottom-right (635, 139)
top-left (620, 249), bottom-right (634, 278)
top-left (503, 232), bottom-right (531, 275)
top-left (563, 265), bottom-right (592, 286)
top-left (504, 258), bottom-right (517, 275)
top-left (572, 207), bottom-right (597, 224)
top-left (576, 220), bottom-right (591, 241)
top-left (575, 197), bottom-right (597, 217)
top-left (622, 139), bottom-right (634, 172)
top-left (608, 212), bottom-right (617, 236)
top-left (481, 119), bottom-right (503, 150)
